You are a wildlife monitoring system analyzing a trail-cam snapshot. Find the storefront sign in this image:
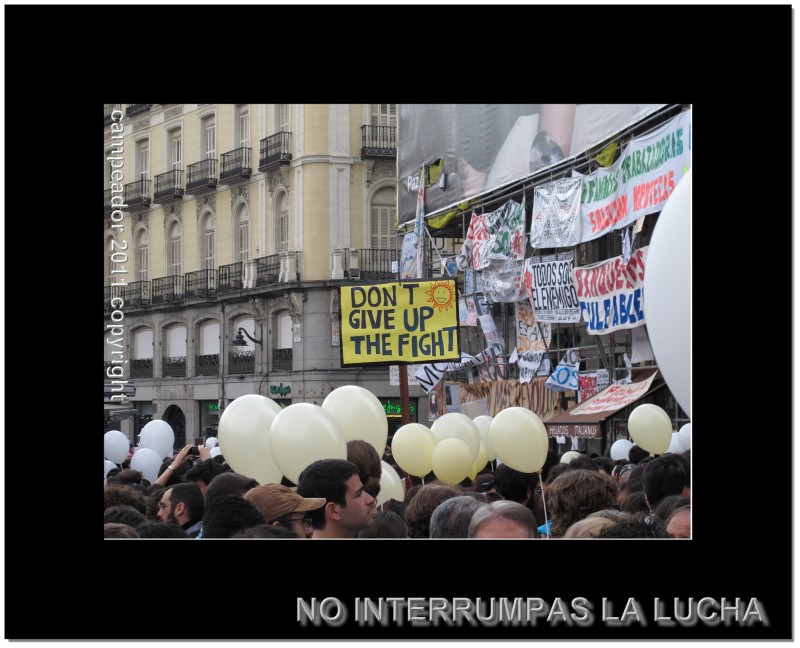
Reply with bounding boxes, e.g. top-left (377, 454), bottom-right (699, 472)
top-left (270, 383), bottom-right (291, 397)
top-left (381, 398), bottom-right (416, 418)
top-left (547, 423), bottom-right (601, 439)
